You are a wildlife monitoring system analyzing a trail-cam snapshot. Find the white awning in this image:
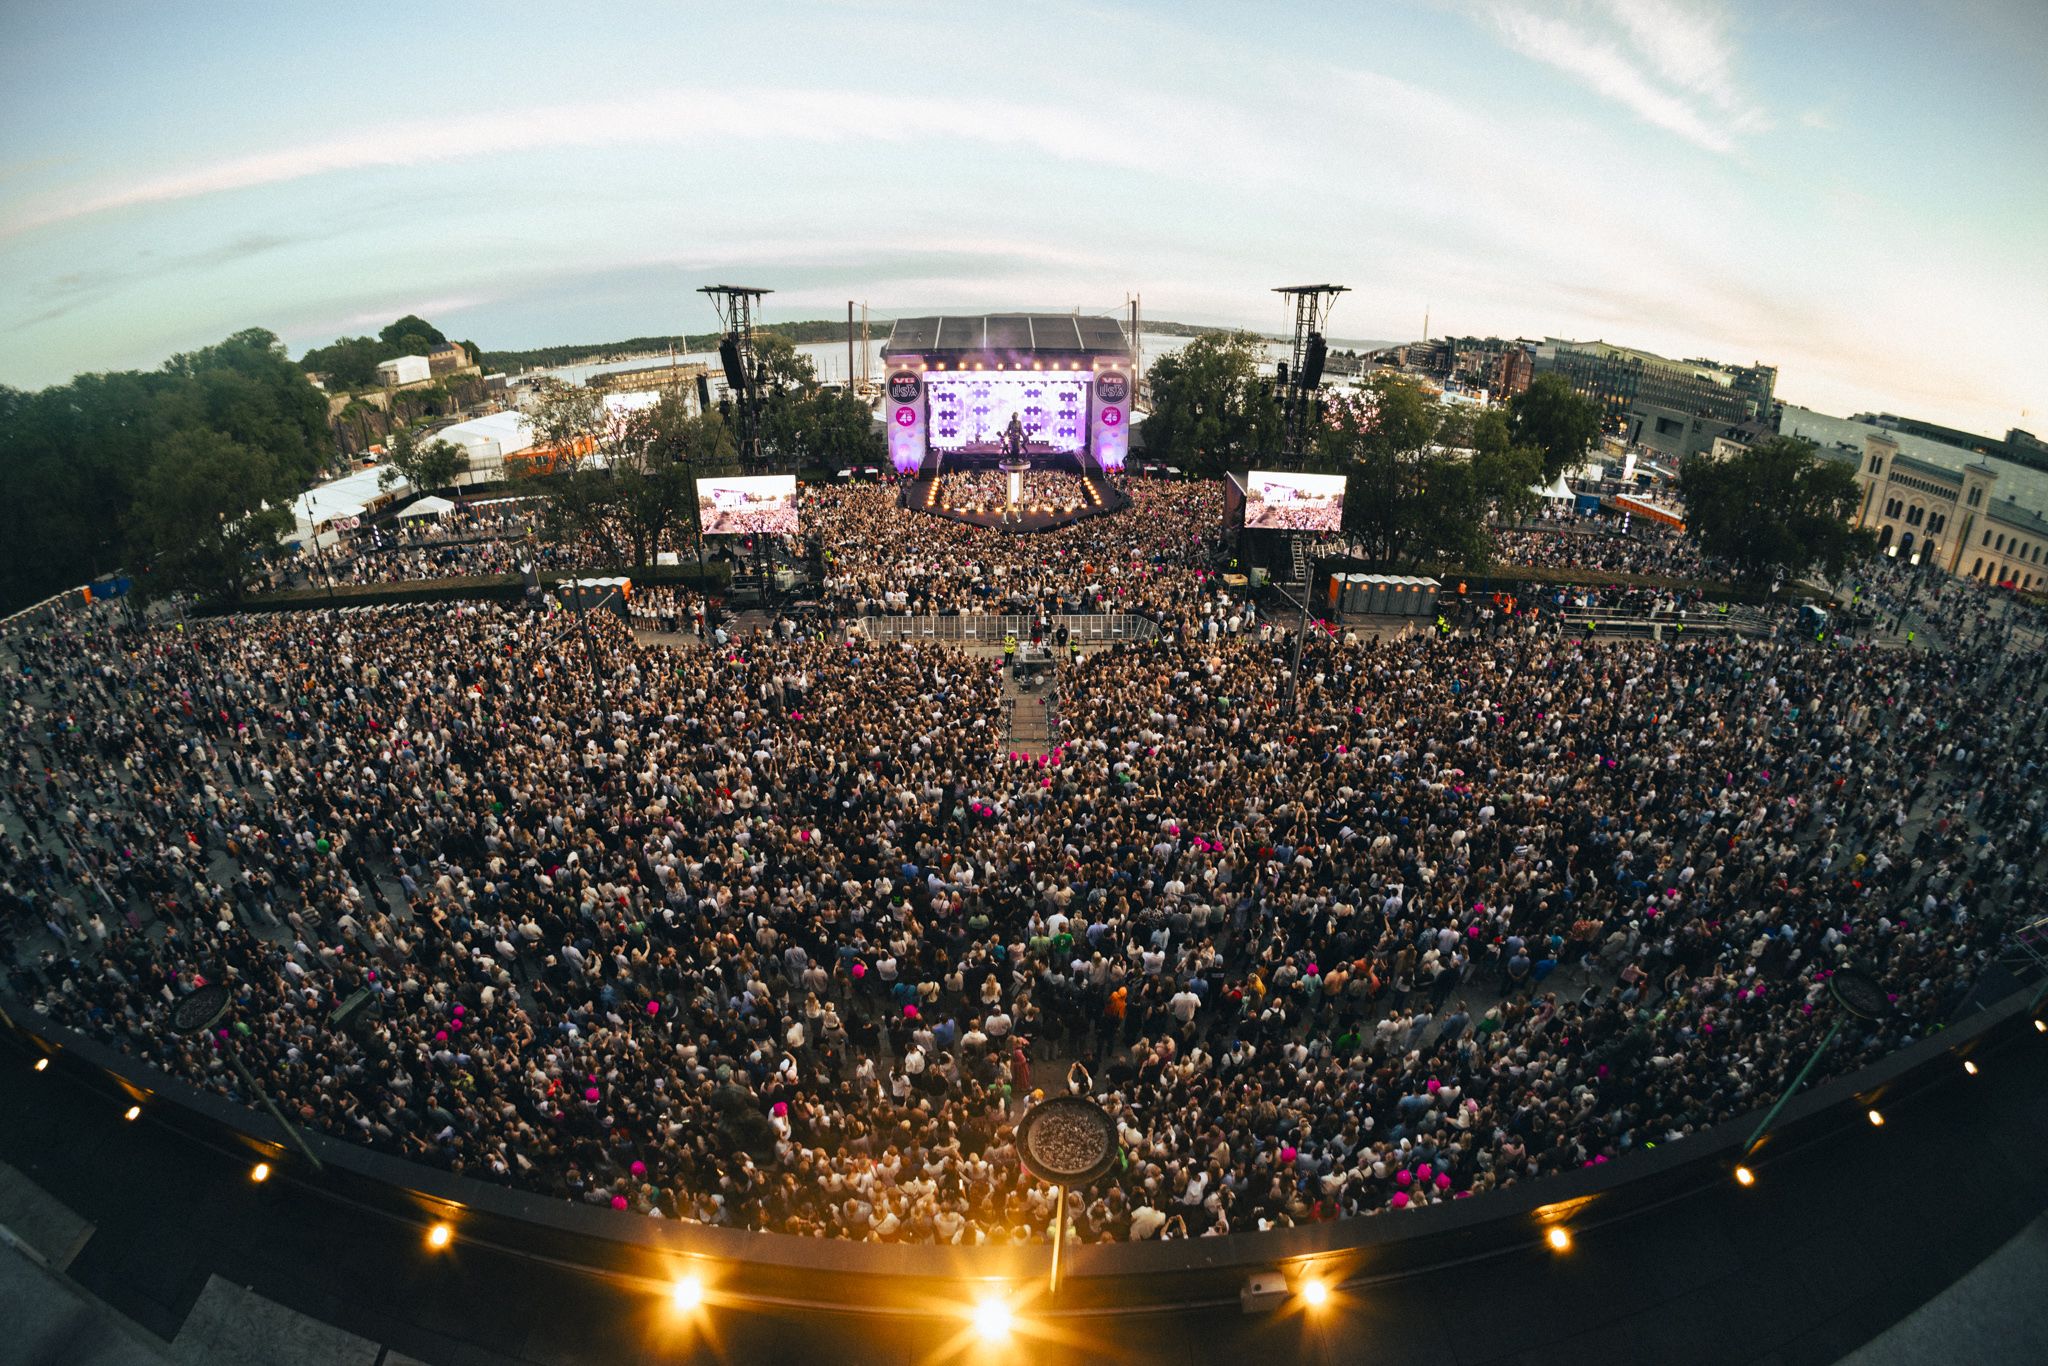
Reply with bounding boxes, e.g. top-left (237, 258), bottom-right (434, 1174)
top-left (396, 495), bottom-right (457, 520)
